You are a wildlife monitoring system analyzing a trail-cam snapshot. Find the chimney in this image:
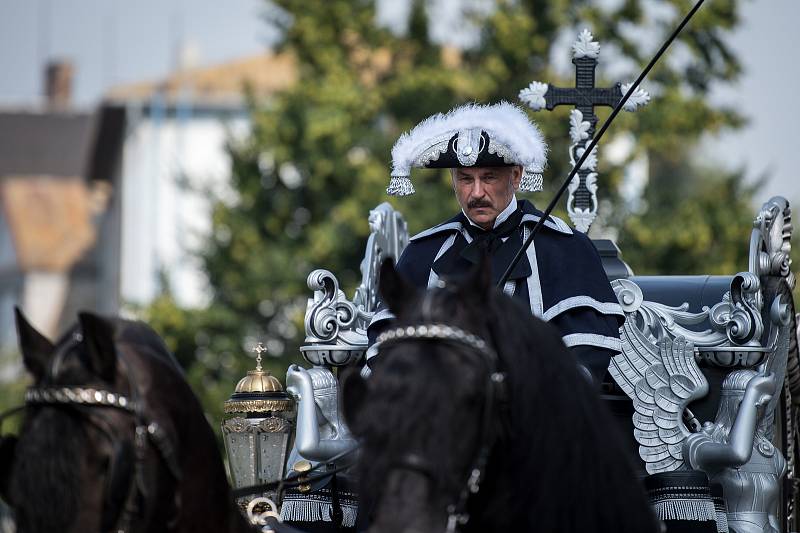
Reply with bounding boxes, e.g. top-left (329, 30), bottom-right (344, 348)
top-left (45, 60), bottom-right (74, 109)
